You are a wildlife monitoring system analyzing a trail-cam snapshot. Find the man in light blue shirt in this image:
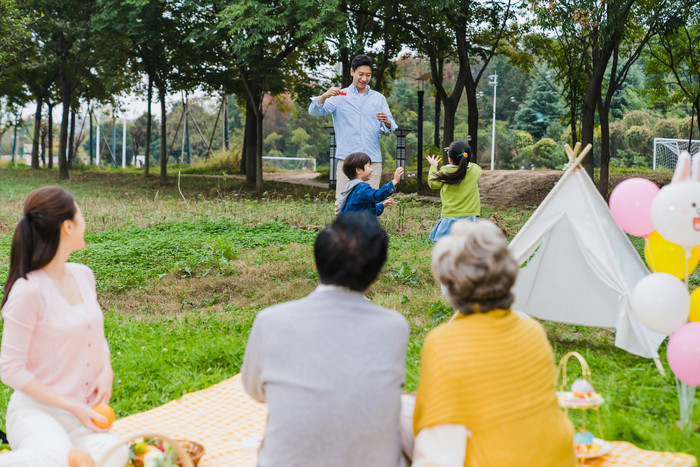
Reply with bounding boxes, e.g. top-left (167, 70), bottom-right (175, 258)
top-left (308, 54), bottom-right (397, 200)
